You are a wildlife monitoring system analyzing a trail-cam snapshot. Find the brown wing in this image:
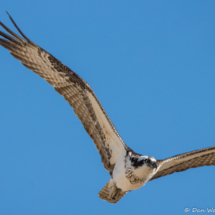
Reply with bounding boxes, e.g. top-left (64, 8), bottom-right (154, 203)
top-left (0, 14), bottom-right (128, 173)
top-left (150, 146), bottom-right (215, 181)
